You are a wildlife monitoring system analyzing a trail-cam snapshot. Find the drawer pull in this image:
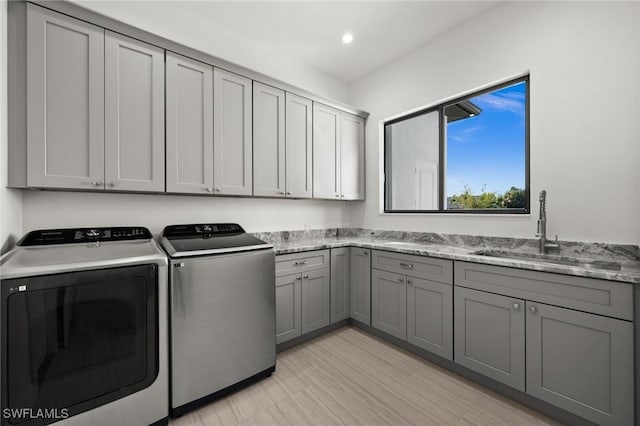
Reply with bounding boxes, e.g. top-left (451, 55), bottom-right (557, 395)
top-left (294, 260), bottom-right (308, 266)
top-left (400, 262), bottom-right (414, 268)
